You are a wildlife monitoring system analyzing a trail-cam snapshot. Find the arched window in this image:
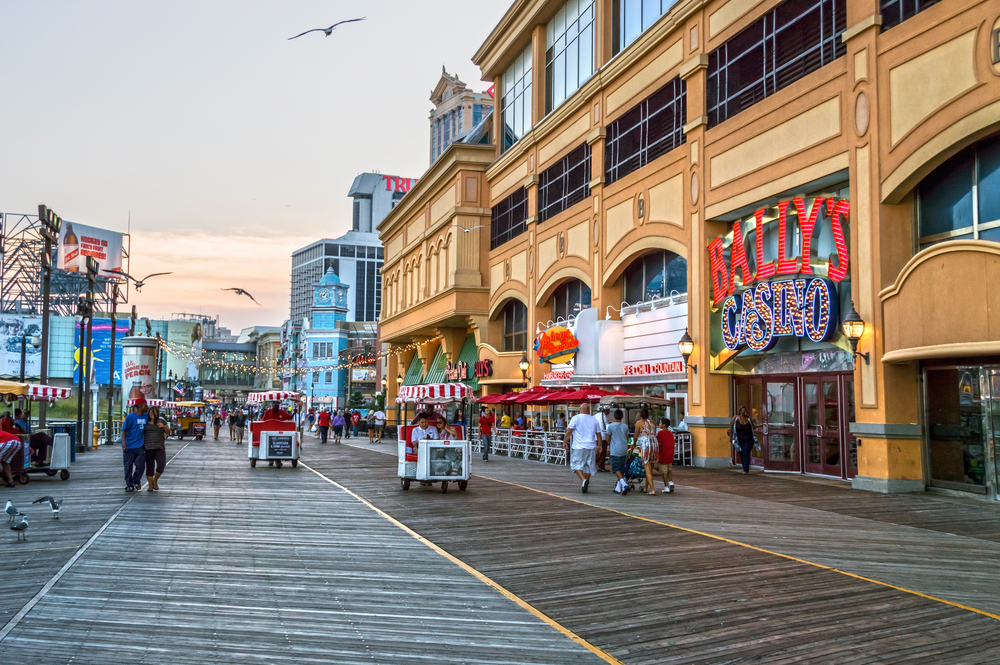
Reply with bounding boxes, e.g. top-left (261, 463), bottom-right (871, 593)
top-left (622, 250), bottom-right (687, 304)
top-left (500, 300), bottom-right (528, 352)
top-left (552, 279), bottom-right (591, 322)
